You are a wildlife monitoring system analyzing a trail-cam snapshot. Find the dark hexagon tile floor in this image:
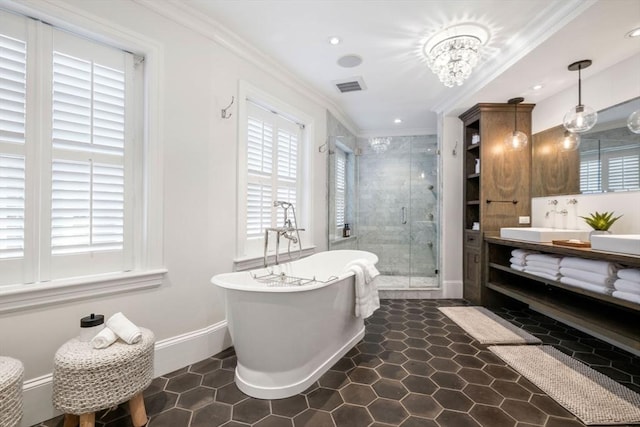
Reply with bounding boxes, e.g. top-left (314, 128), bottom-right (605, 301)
top-left (33, 299), bottom-right (640, 427)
